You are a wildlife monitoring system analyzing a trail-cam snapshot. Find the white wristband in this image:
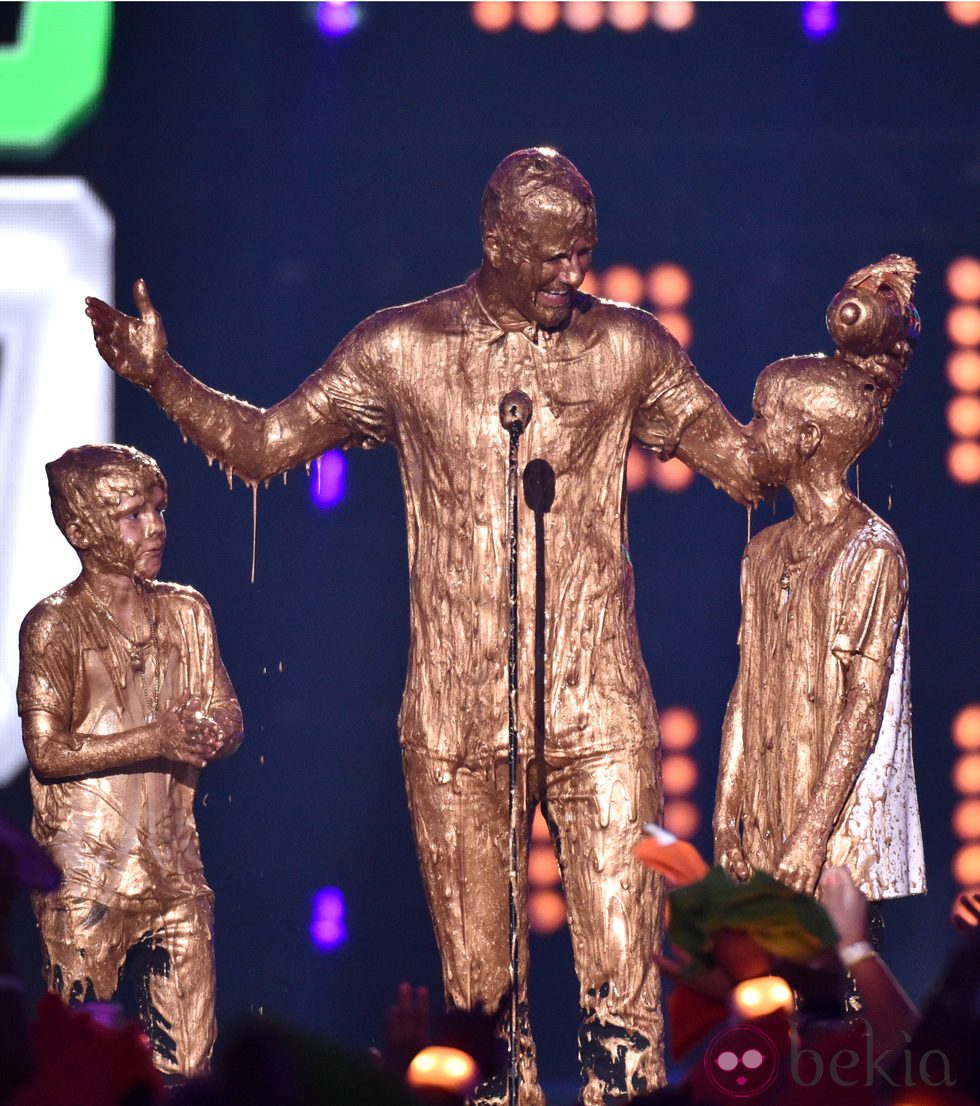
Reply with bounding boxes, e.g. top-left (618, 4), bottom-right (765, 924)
top-left (838, 940), bottom-right (876, 970)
